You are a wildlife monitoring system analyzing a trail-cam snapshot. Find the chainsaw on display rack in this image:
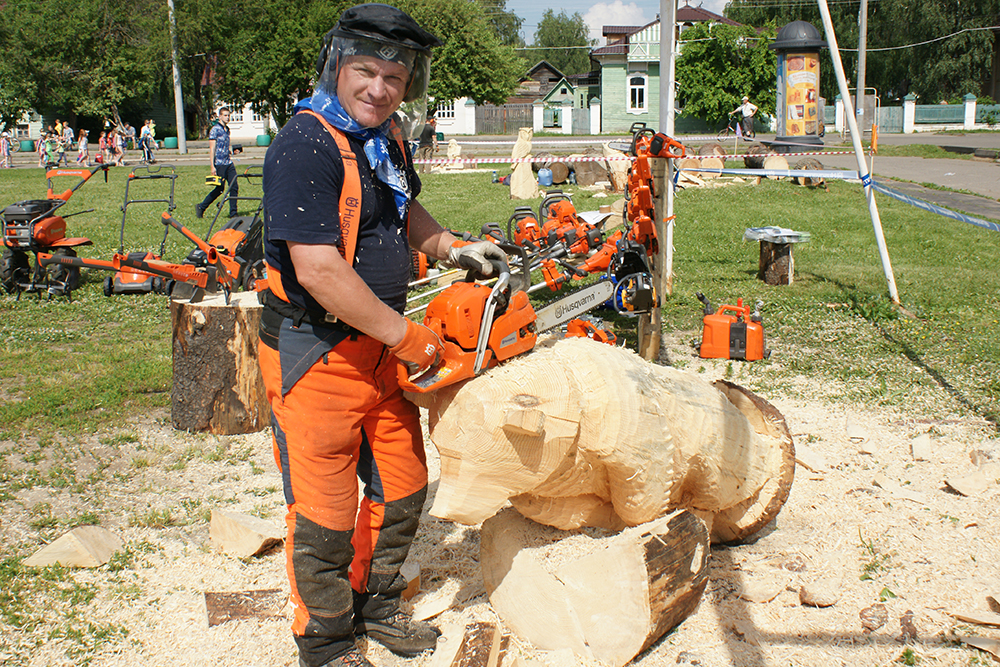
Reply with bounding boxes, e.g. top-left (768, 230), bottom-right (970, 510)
top-left (398, 244), bottom-right (643, 394)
